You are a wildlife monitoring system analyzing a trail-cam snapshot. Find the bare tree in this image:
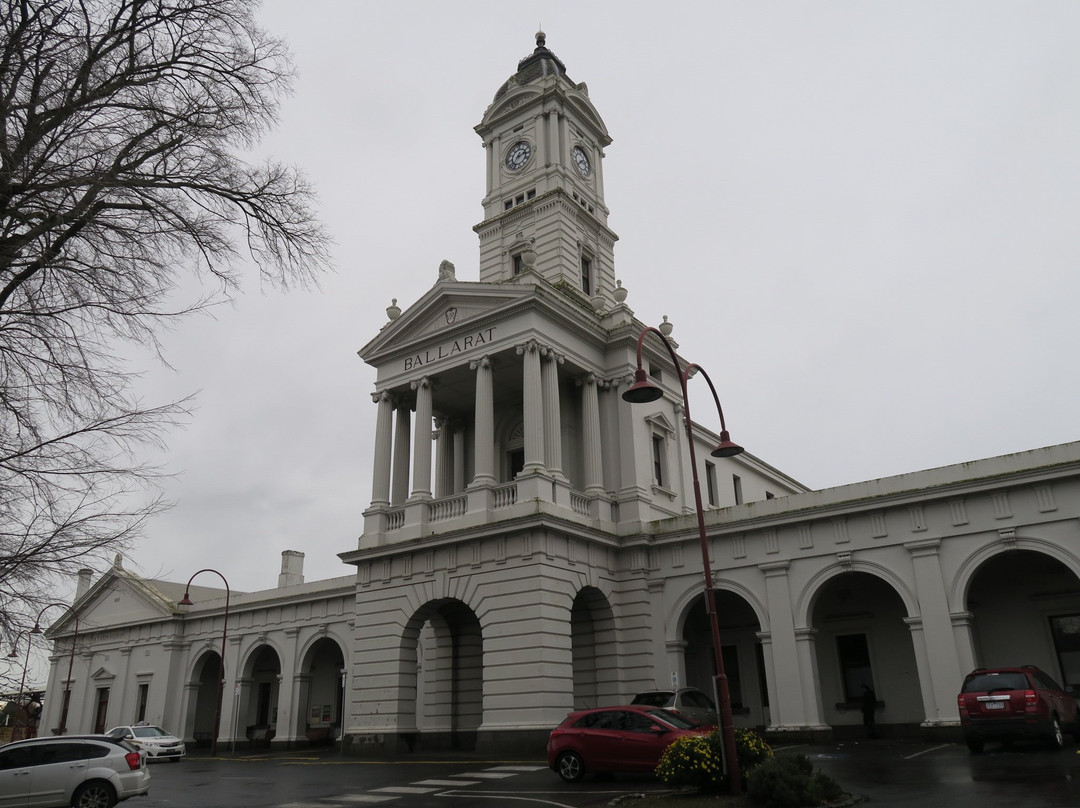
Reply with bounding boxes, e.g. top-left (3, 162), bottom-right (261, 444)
top-left (0, 0), bottom-right (331, 639)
